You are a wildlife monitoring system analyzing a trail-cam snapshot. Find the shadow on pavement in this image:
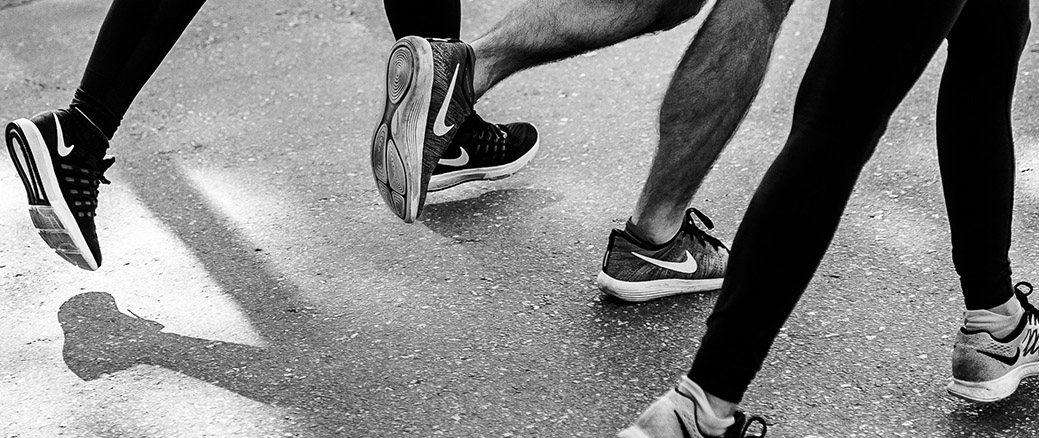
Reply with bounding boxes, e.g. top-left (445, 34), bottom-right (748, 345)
top-left (420, 187), bottom-right (562, 237)
top-left (943, 384), bottom-right (1039, 437)
top-left (58, 291), bottom-right (354, 409)
top-left (53, 156), bottom-right (387, 433)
